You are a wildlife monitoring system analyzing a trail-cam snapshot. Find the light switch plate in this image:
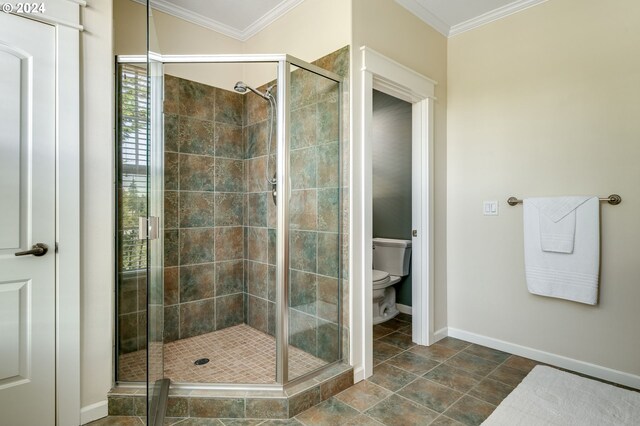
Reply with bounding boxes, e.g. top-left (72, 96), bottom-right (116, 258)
top-left (483, 201), bottom-right (499, 216)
